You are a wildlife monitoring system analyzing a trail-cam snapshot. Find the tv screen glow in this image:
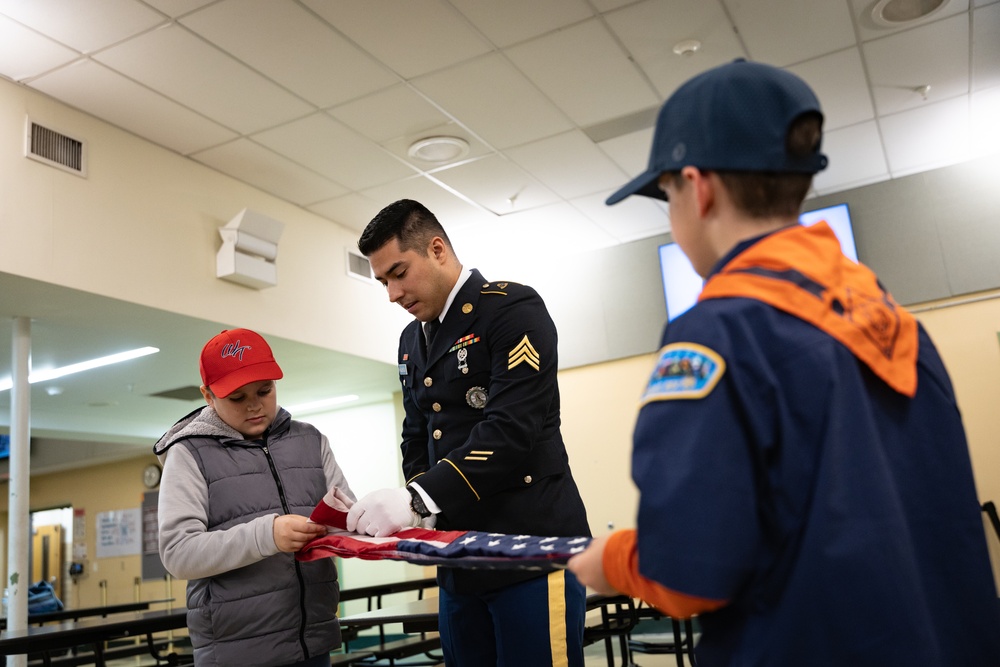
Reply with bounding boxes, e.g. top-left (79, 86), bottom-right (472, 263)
top-left (659, 203), bottom-right (859, 321)
top-left (0, 434), bottom-right (9, 460)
